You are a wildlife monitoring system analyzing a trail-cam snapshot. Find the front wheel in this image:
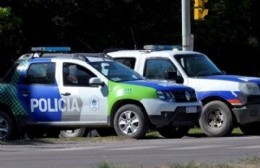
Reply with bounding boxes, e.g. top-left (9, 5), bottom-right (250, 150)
top-left (158, 126), bottom-right (190, 138)
top-left (0, 111), bottom-right (14, 140)
top-left (199, 101), bottom-right (234, 137)
top-left (113, 104), bottom-right (148, 139)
